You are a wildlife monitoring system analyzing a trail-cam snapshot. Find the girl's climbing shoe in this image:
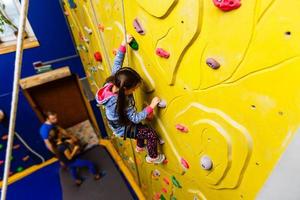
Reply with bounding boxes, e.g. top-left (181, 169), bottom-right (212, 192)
top-left (146, 154), bottom-right (165, 164)
top-left (136, 146), bottom-right (145, 153)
